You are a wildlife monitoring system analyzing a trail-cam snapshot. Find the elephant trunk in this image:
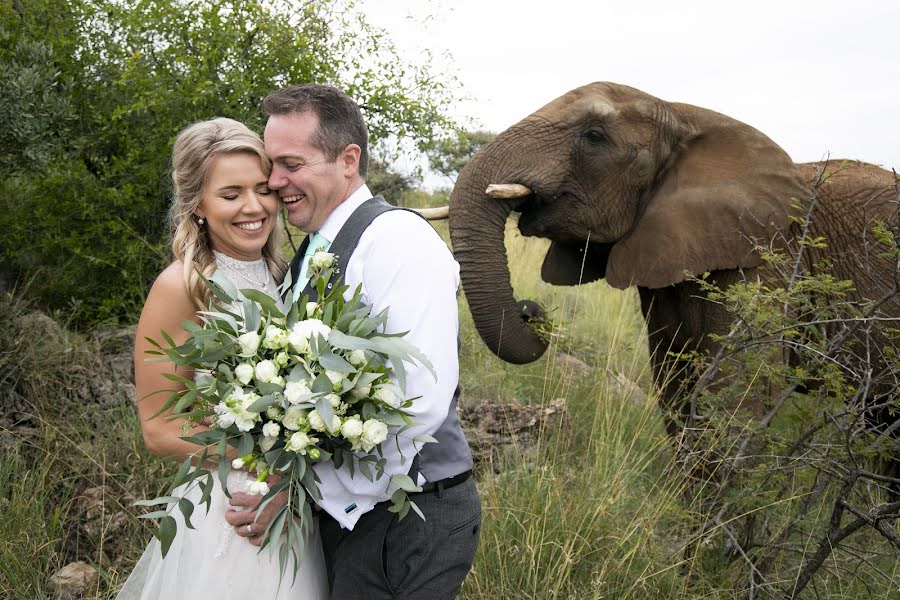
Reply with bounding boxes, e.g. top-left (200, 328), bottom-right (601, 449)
top-left (449, 152), bottom-right (548, 364)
